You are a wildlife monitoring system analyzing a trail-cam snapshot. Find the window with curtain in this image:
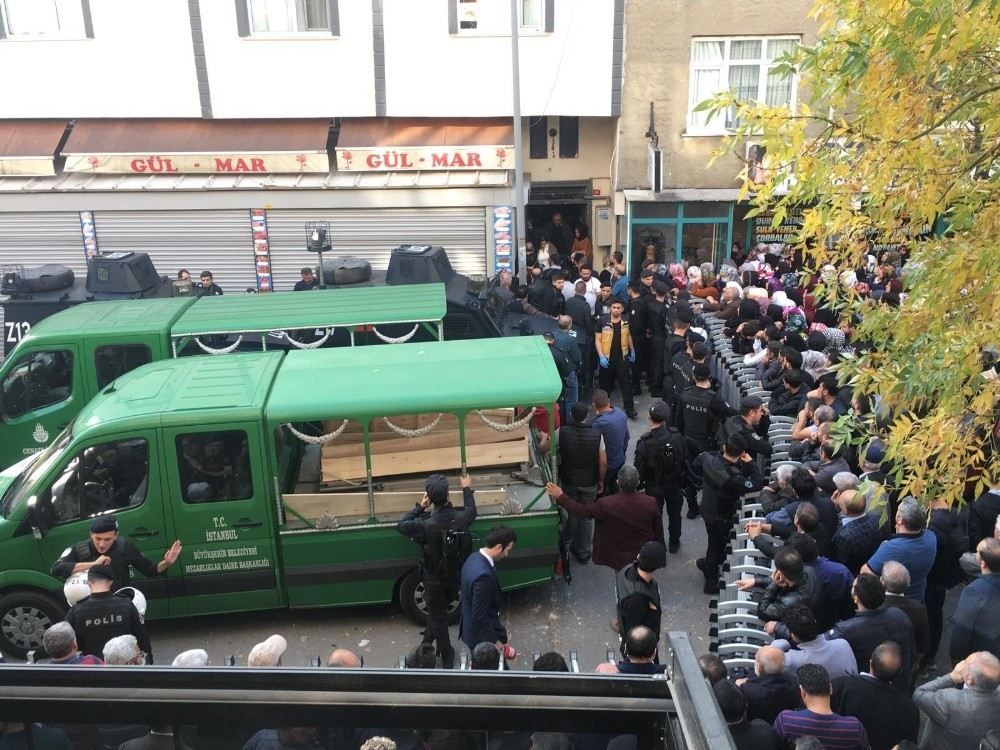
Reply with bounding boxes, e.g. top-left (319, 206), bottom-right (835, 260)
top-left (688, 36), bottom-right (799, 135)
top-left (249, 0), bottom-right (328, 33)
top-left (1, 0), bottom-right (86, 37)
